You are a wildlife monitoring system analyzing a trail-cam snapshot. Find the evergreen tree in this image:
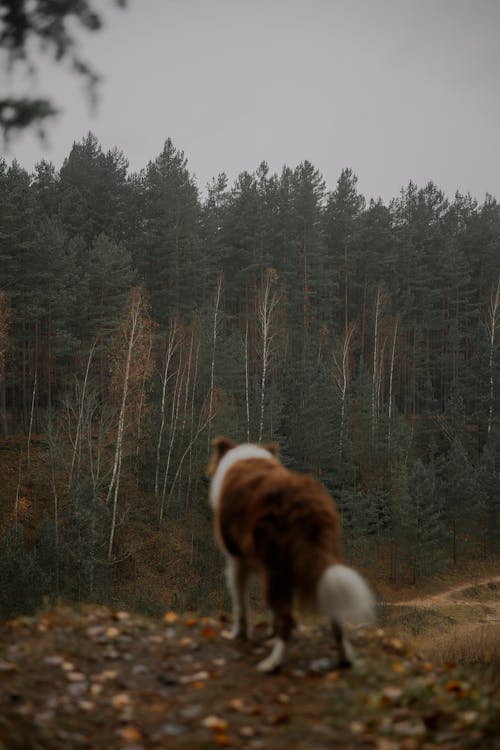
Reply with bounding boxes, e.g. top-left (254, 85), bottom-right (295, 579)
top-left (441, 436), bottom-right (479, 564)
top-left (402, 459), bottom-right (446, 581)
top-left (138, 139), bottom-right (200, 322)
top-left (59, 134), bottom-right (131, 245)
